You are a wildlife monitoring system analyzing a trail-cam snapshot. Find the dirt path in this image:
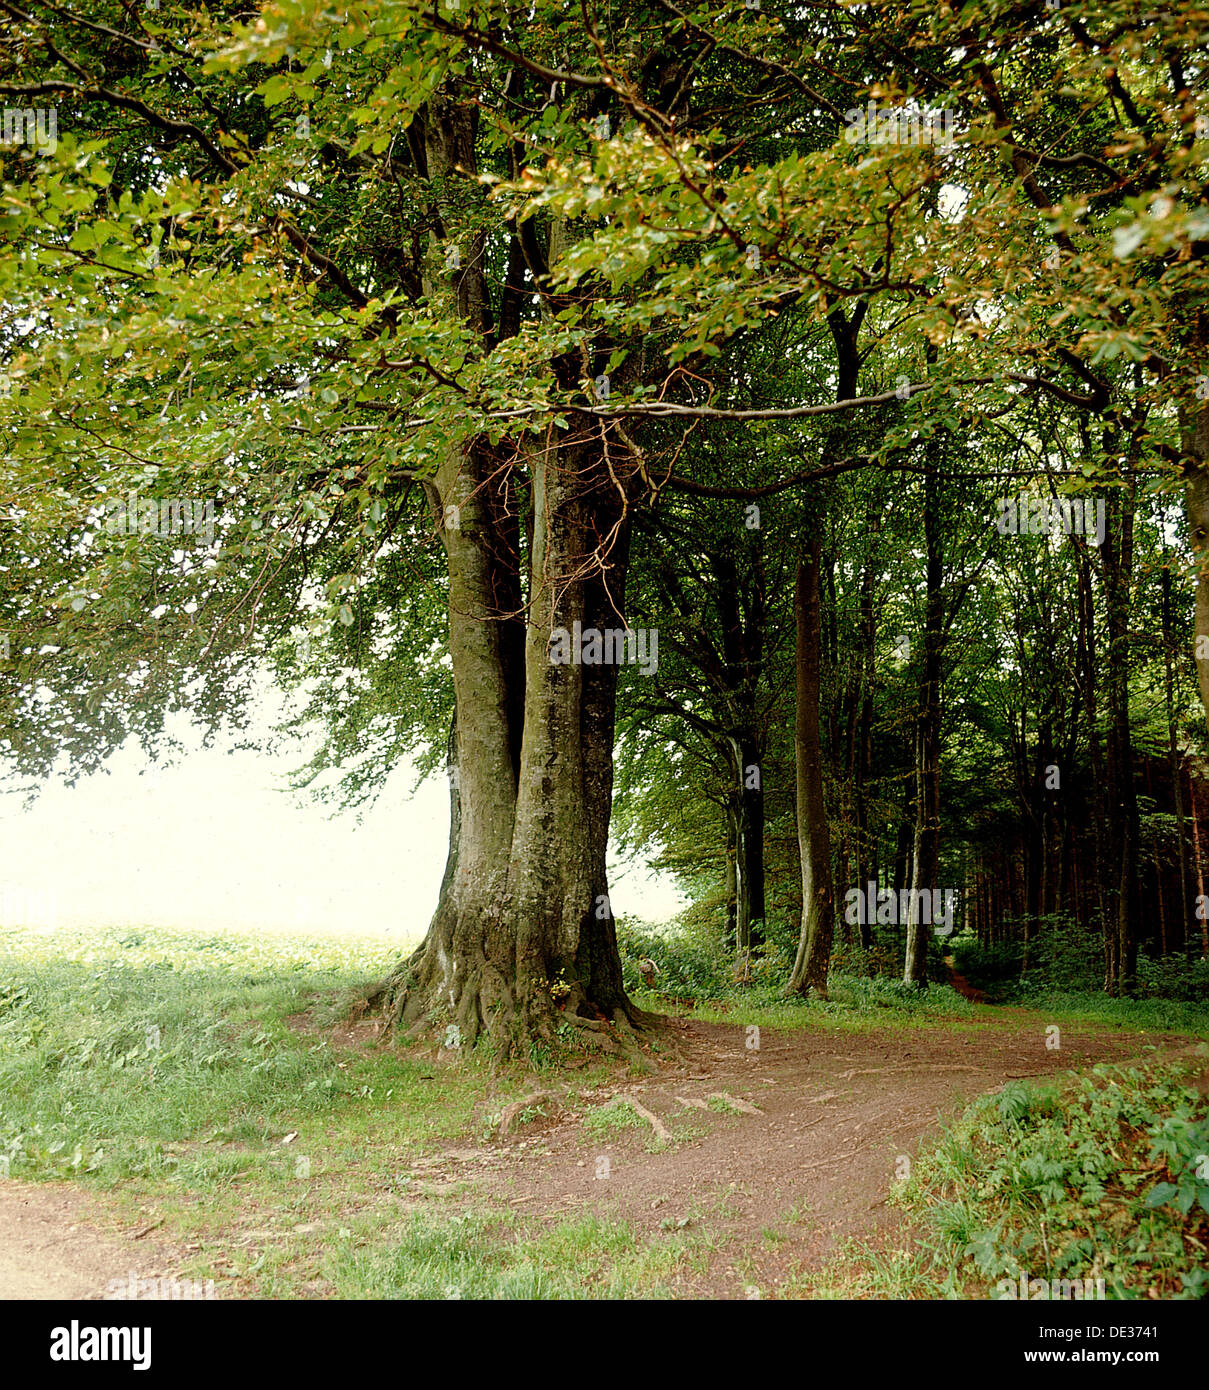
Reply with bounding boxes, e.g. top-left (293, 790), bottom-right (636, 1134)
top-left (0, 1015), bottom-right (1201, 1300)
top-left (942, 955), bottom-right (988, 1003)
top-left (0, 1183), bottom-right (184, 1300)
top-left (438, 1017), bottom-right (1204, 1297)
